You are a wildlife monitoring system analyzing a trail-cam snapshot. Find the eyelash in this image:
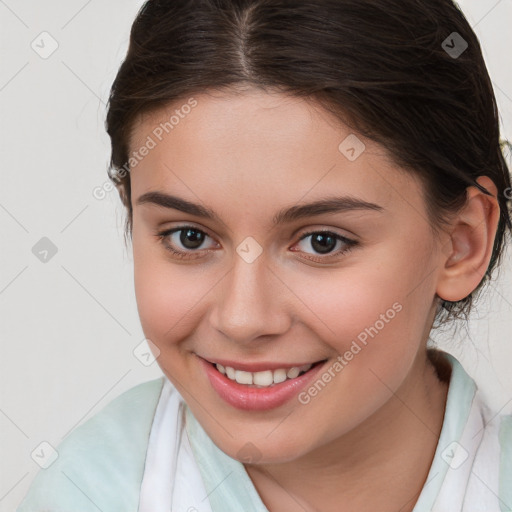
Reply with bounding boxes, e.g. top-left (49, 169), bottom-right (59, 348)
top-left (155, 225), bottom-right (358, 263)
